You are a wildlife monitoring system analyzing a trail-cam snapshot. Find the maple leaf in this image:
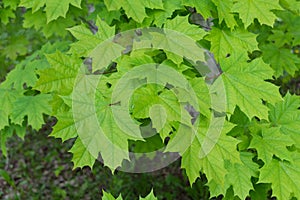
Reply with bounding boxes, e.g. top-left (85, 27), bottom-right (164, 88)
top-left (0, 7), bottom-right (15, 25)
top-left (148, 30), bottom-right (206, 63)
top-left (140, 190), bottom-right (157, 200)
top-left (11, 94), bottom-right (52, 130)
top-left (2, 42), bottom-right (70, 91)
top-left (268, 93), bottom-right (300, 148)
top-left (69, 137), bottom-right (96, 169)
top-left (224, 152), bottom-right (259, 199)
top-left (181, 0), bottom-right (216, 19)
top-left (102, 189), bottom-right (157, 200)
top-left (147, 0), bottom-right (182, 27)
top-left (164, 16), bottom-right (207, 41)
top-left (259, 155), bottom-right (300, 200)
top-left (23, 9), bottom-right (75, 38)
top-left (232, 0), bottom-right (282, 27)
top-left (181, 117), bottom-right (240, 186)
top-left (68, 73), bottom-right (144, 169)
top-left (3, 0), bottom-right (19, 10)
top-left (68, 16), bottom-right (116, 56)
top-left (104, 0), bottom-right (149, 23)
top-left (206, 27), bottom-right (258, 62)
top-left (274, 10), bottom-right (300, 46)
top-left (212, 53), bottom-right (282, 119)
top-left (35, 51), bottom-right (81, 95)
top-left (211, 0), bottom-right (237, 29)
top-left (0, 88), bottom-right (22, 130)
top-left (281, 0), bottom-right (300, 15)
top-left (149, 104), bottom-right (167, 133)
top-left (1, 35), bottom-right (28, 60)
top-left (260, 44), bottom-right (300, 77)
top-left (250, 127), bottom-right (294, 164)
top-left (19, 0), bottom-right (82, 22)
top-left (50, 111), bottom-right (77, 142)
